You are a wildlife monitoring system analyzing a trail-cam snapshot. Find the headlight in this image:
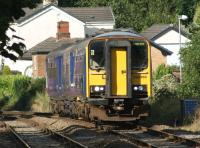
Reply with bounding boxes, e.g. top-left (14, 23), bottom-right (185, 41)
top-left (100, 87), bottom-right (104, 91)
top-left (94, 86), bottom-right (100, 91)
top-left (133, 85), bottom-right (147, 92)
top-left (91, 86), bottom-right (105, 92)
top-left (133, 86), bottom-right (138, 91)
top-left (138, 86), bottom-right (144, 91)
